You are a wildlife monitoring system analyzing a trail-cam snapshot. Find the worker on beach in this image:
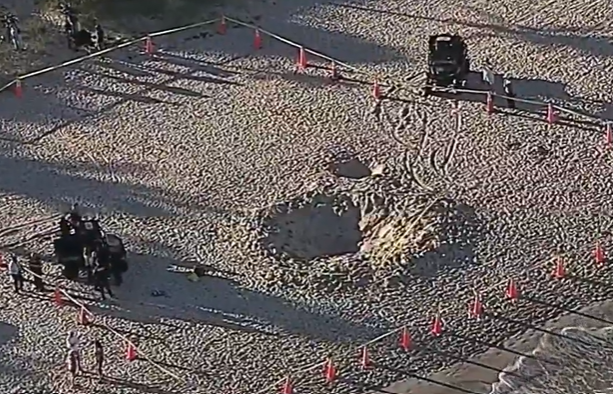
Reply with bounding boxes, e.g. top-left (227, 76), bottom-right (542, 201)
top-left (28, 253), bottom-right (44, 291)
top-left (94, 339), bottom-right (104, 380)
top-left (66, 331), bottom-right (83, 375)
top-left (66, 349), bottom-right (79, 387)
top-left (503, 79), bottom-right (516, 109)
top-left (93, 263), bottom-right (114, 300)
top-left (8, 254), bottom-right (24, 293)
top-left (482, 61), bottom-right (495, 90)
